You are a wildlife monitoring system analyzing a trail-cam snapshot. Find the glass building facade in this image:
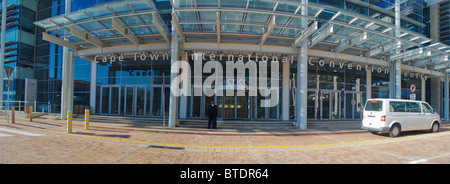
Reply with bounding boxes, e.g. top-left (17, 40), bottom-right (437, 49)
top-left (0, 0), bottom-right (36, 104)
top-left (2, 0), bottom-right (450, 129)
